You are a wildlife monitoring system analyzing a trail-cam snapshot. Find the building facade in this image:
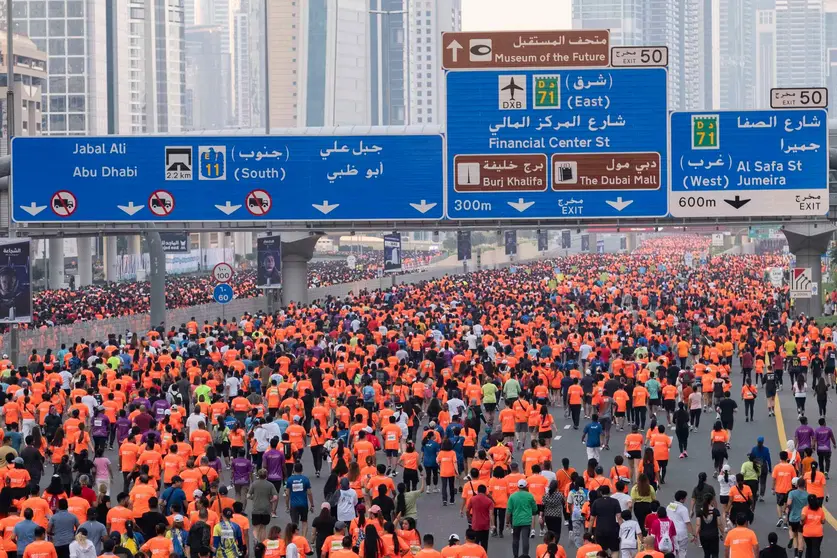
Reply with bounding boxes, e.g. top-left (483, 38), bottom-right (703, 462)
top-left (0, 32), bottom-right (47, 156)
top-left (776, 0), bottom-right (825, 88)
